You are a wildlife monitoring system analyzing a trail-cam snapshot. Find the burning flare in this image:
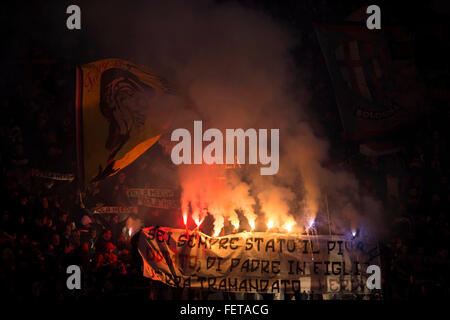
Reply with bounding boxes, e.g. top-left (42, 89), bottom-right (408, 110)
top-left (283, 221), bottom-right (295, 233)
top-left (194, 217), bottom-right (204, 228)
top-left (231, 219), bottom-right (239, 231)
